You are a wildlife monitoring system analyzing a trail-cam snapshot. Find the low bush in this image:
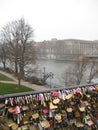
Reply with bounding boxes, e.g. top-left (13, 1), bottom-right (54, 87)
top-left (25, 76), bottom-right (46, 85)
top-left (5, 67), bottom-right (14, 74)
